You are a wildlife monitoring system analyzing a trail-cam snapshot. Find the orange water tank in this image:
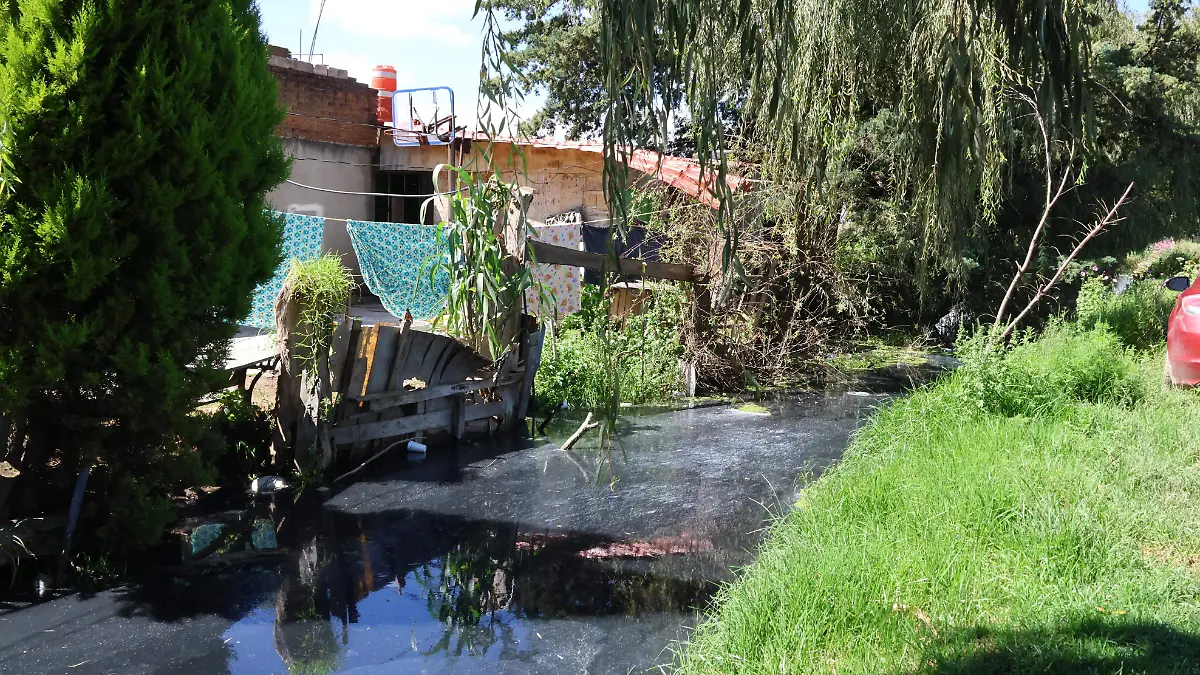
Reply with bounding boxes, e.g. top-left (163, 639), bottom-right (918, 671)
top-left (372, 65), bottom-right (397, 126)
